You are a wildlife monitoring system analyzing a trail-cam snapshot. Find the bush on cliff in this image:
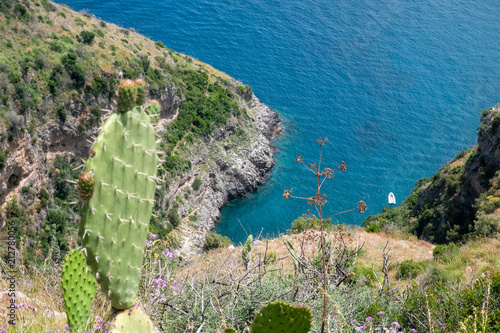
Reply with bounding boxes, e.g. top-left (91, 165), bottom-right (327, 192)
top-left (203, 232), bottom-right (232, 251)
